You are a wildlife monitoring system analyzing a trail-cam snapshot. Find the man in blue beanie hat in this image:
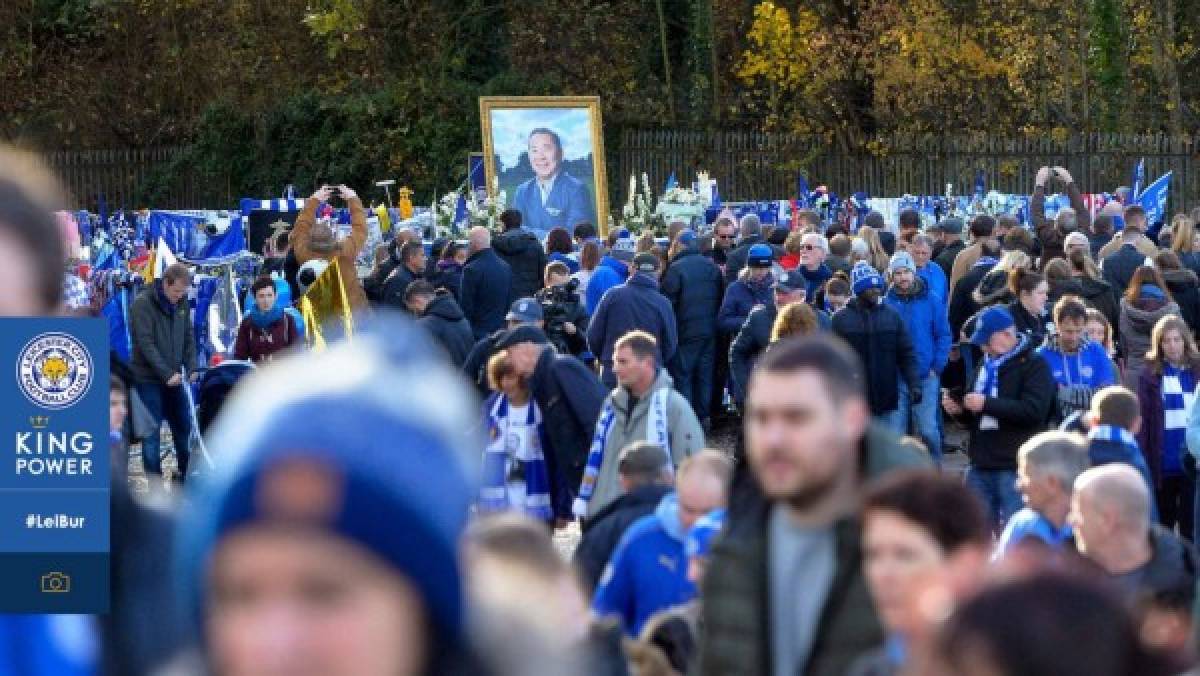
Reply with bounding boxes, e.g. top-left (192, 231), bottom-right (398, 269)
top-left (179, 318), bottom-right (484, 675)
